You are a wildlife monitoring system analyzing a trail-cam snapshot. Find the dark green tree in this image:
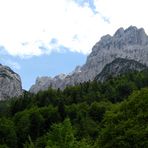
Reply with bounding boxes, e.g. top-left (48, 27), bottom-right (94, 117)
top-left (0, 117), bottom-right (17, 147)
top-left (46, 118), bottom-right (75, 148)
top-left (99, 88), bottom-right (148, 148)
